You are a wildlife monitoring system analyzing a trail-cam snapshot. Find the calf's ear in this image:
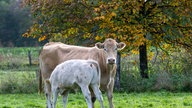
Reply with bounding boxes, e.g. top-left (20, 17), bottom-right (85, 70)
top-left (117, 42), bottom-right (126, 50)
top-left (95, 42), bottom-right (104, 49)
